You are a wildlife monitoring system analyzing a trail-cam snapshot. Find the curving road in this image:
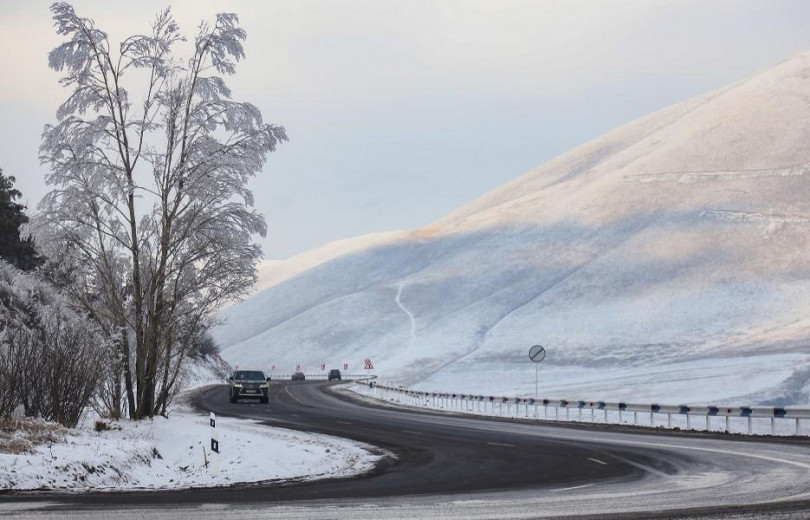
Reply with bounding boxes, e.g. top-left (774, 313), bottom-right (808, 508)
top-left (4, 381), bottom-right (810, 519)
